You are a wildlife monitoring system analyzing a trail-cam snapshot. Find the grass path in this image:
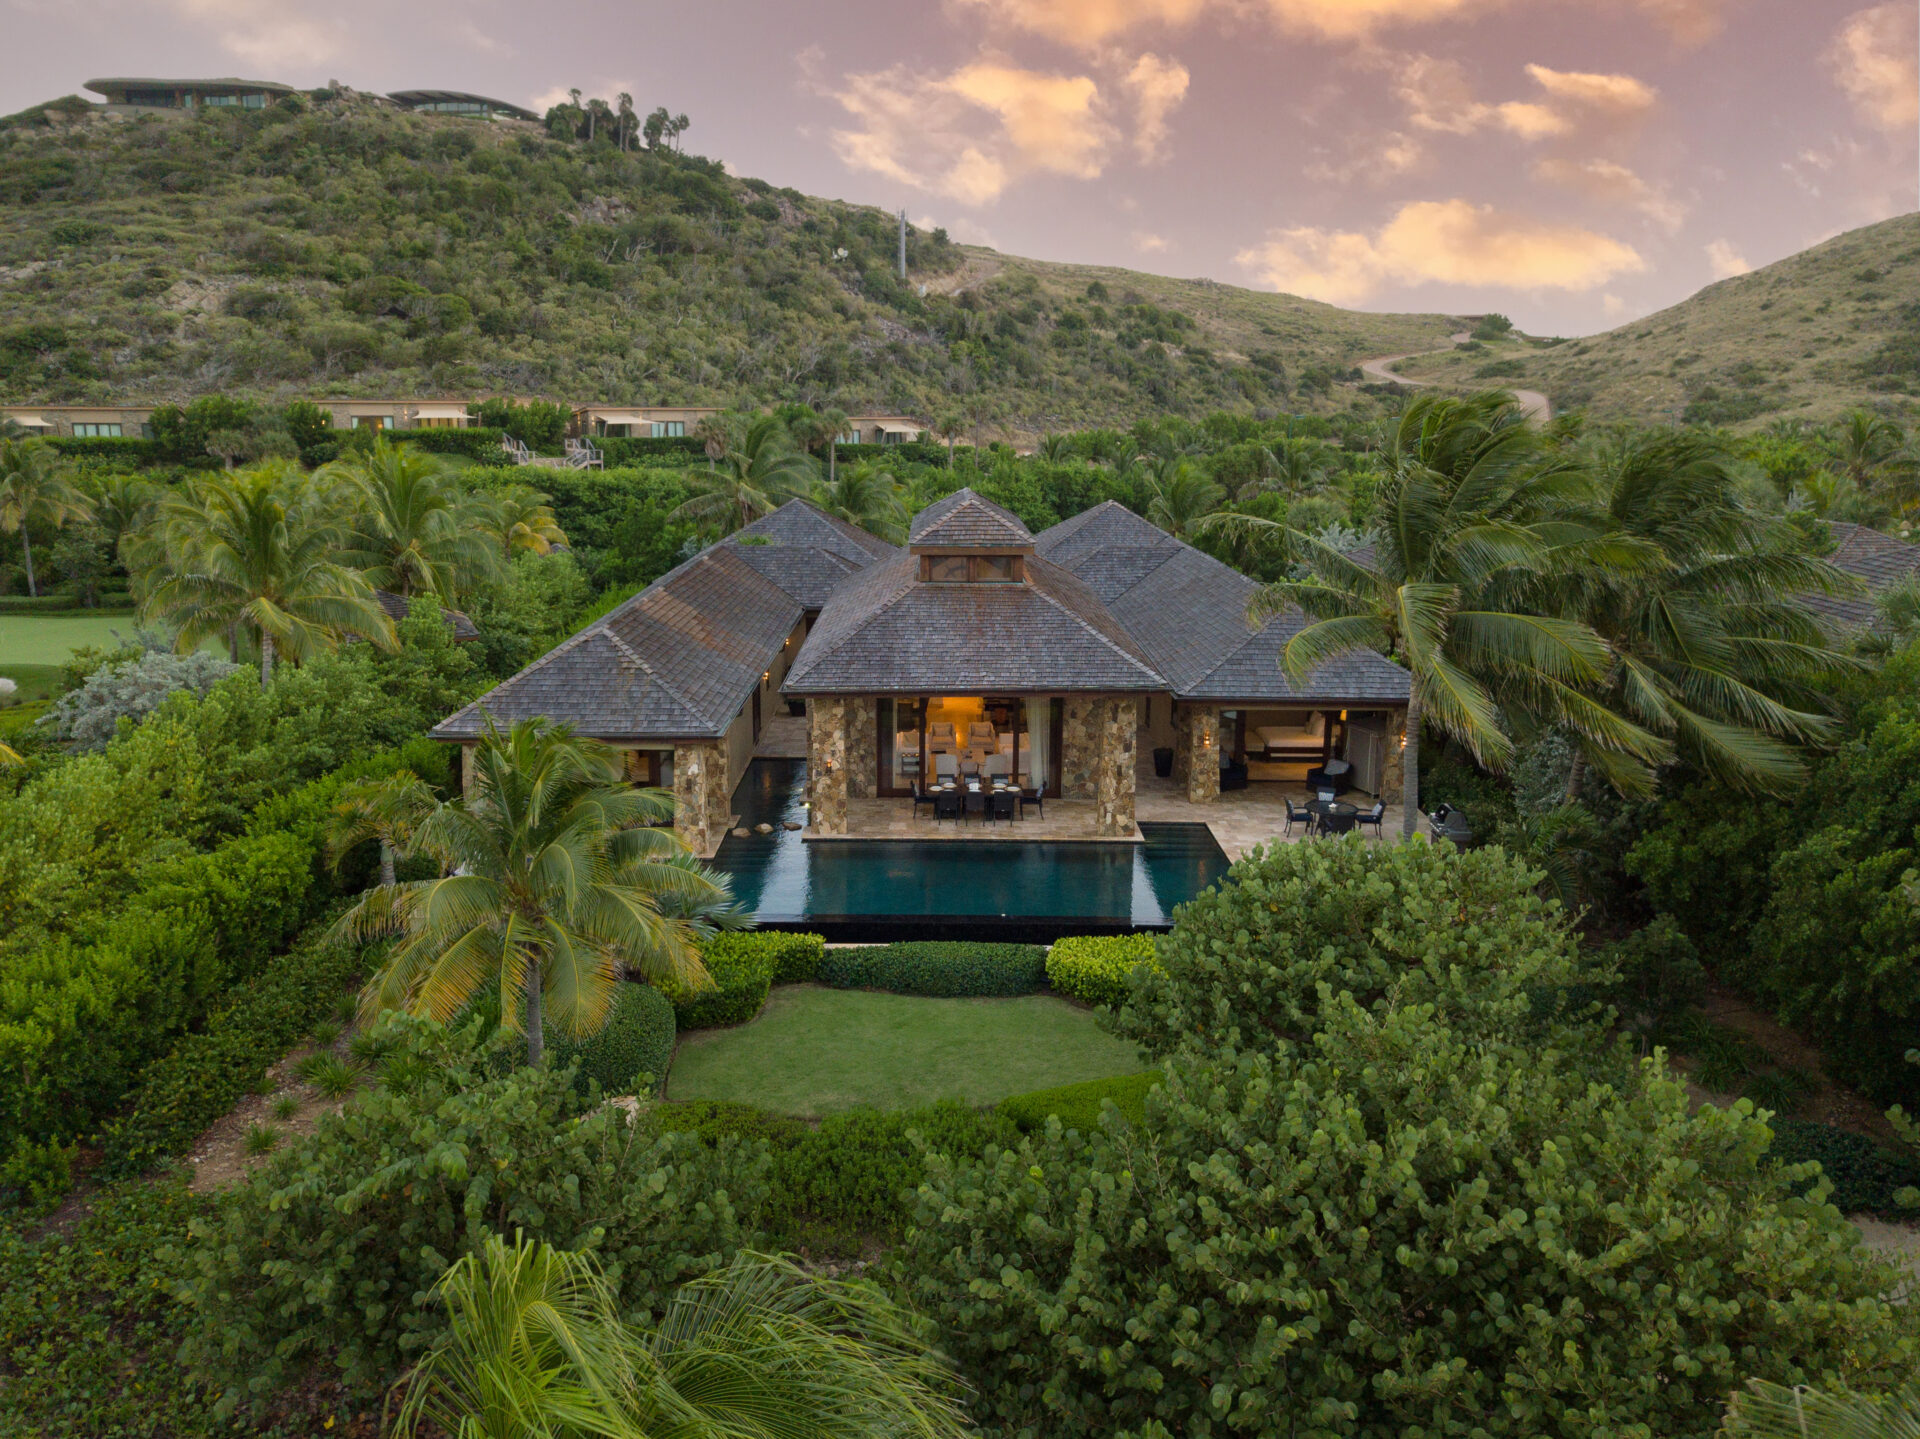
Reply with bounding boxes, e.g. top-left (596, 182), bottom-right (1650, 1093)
top-left (667, 985), bottom-right (1142, 1115)
top-left (0, 613), bottom-right (144, 667)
